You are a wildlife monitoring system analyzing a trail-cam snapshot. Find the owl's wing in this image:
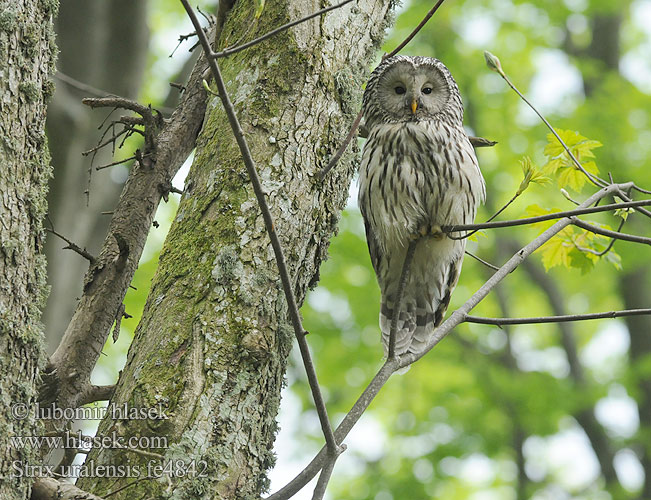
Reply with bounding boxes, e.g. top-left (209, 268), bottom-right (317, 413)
top-left (362, 216), bottom-right (383, 276)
